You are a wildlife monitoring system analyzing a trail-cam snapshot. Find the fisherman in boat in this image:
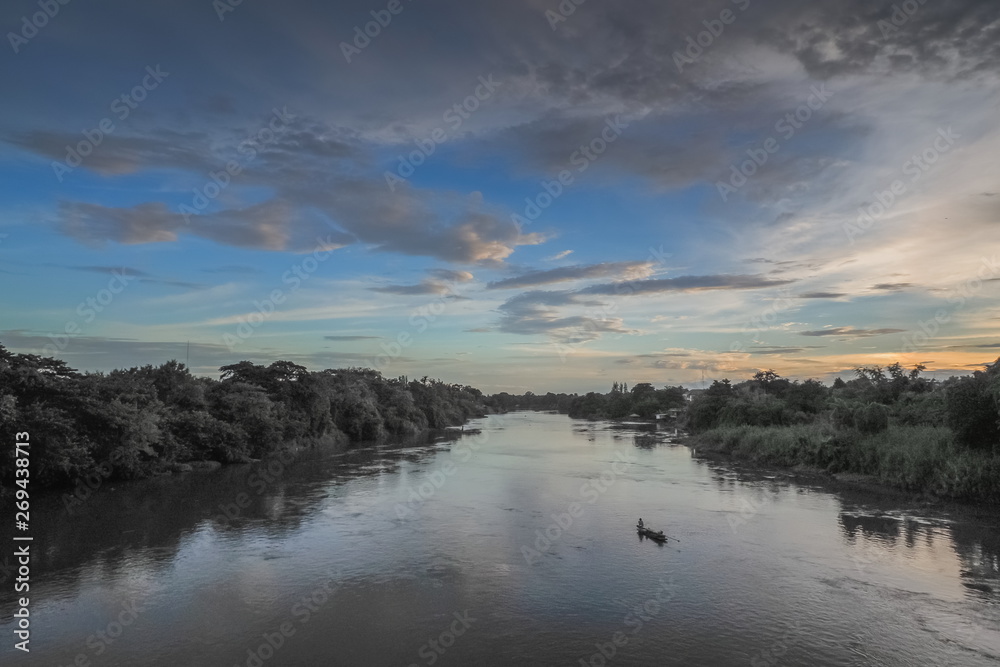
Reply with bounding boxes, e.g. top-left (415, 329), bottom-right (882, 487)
top-left (638, 518), bottom-right (644, 529)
